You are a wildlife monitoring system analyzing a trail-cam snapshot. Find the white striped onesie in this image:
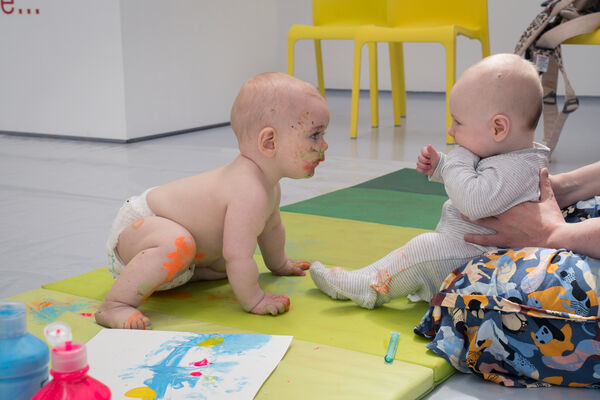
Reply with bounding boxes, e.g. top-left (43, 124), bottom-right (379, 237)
top-left (310, 143), bottom-right (550, 308)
